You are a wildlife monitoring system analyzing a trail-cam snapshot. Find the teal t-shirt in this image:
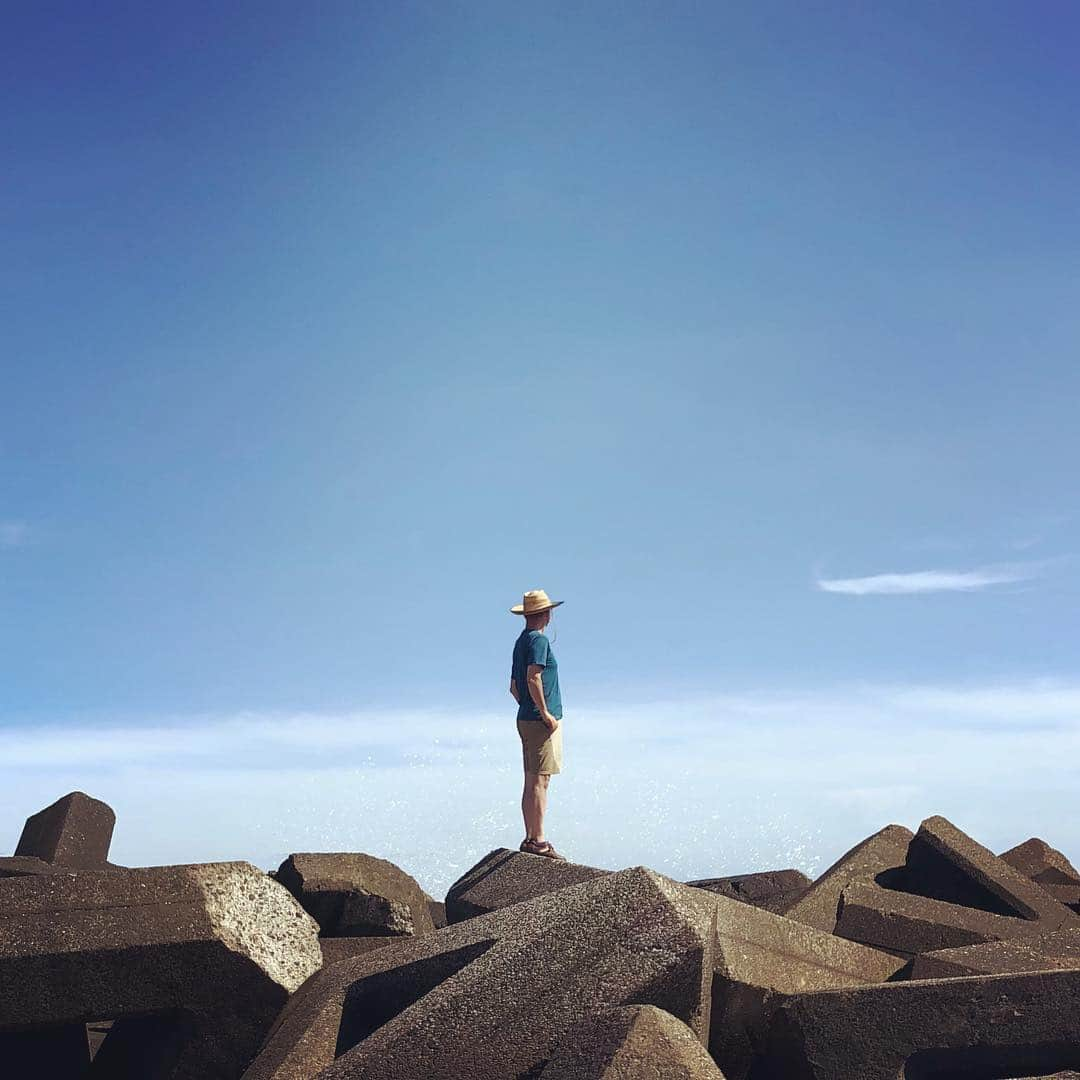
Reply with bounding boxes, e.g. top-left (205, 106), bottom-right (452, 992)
top-left (512, 629), bottom-right (562, 722)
